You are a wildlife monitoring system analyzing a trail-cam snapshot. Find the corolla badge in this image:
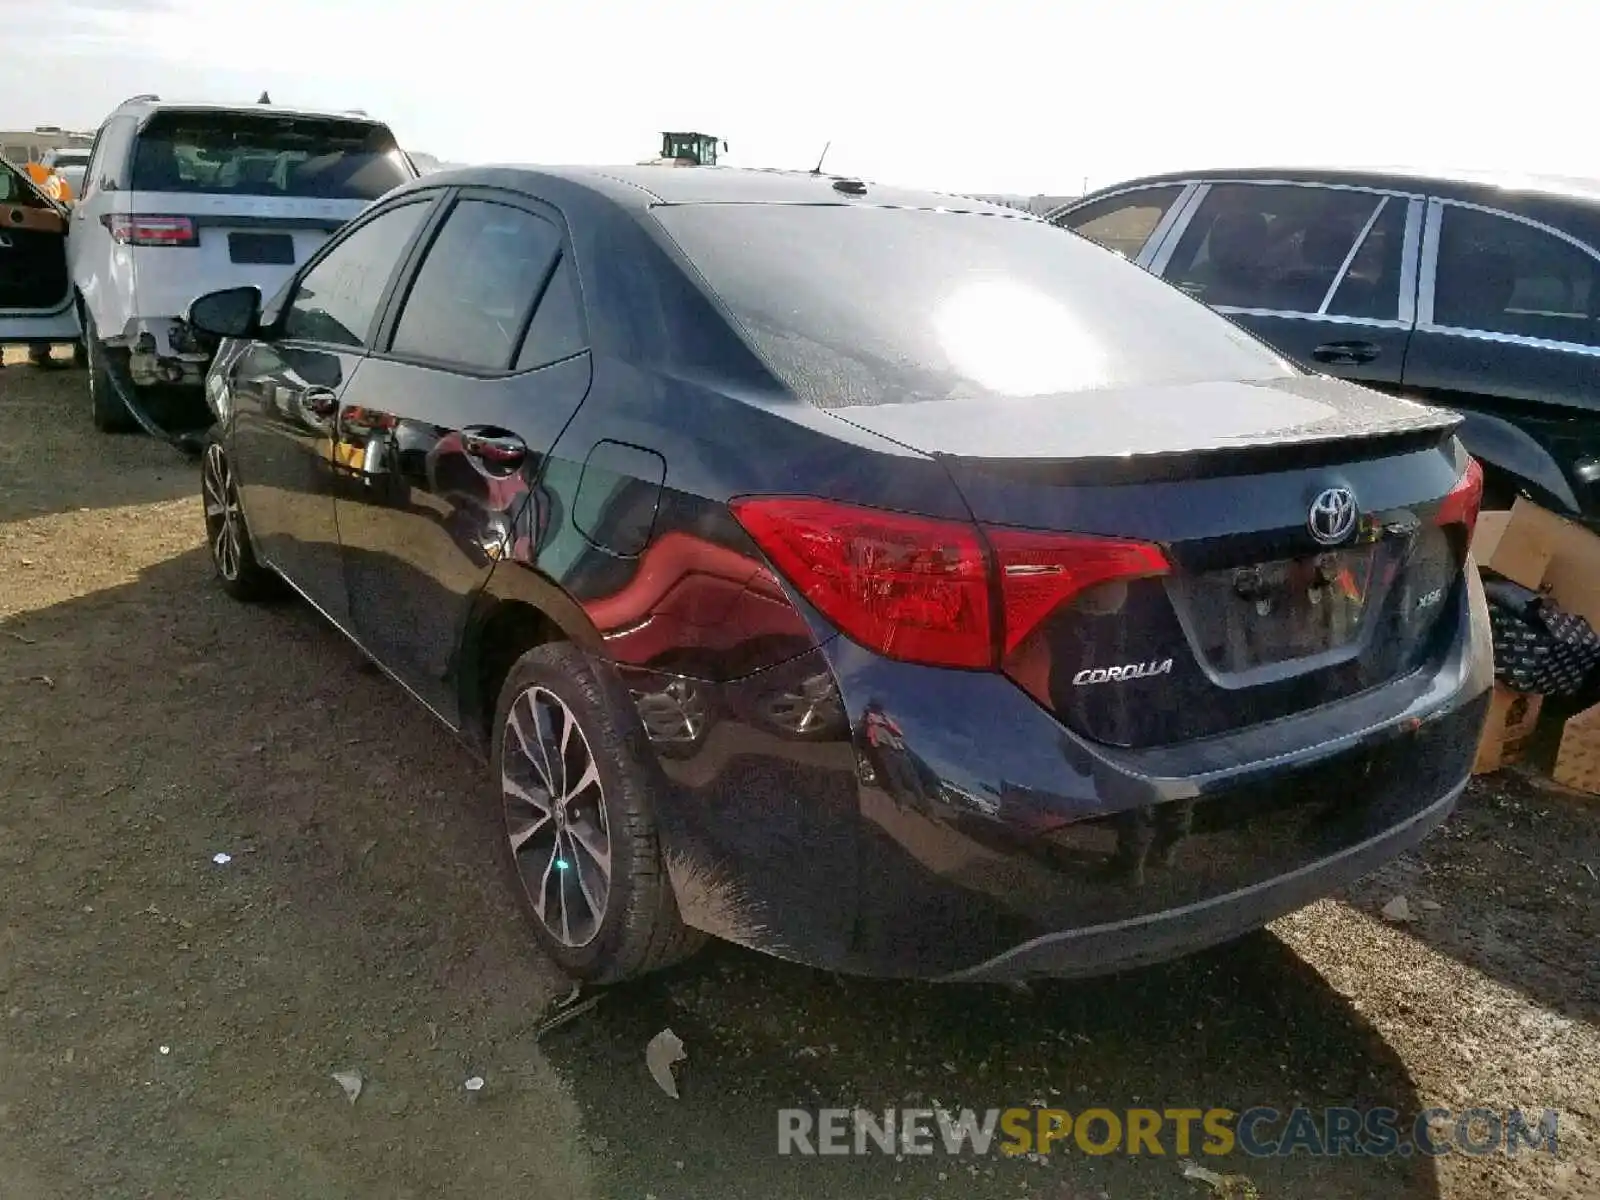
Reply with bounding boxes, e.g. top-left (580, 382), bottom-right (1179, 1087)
top-left (1307, 486), bottom-right (1358, 546)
